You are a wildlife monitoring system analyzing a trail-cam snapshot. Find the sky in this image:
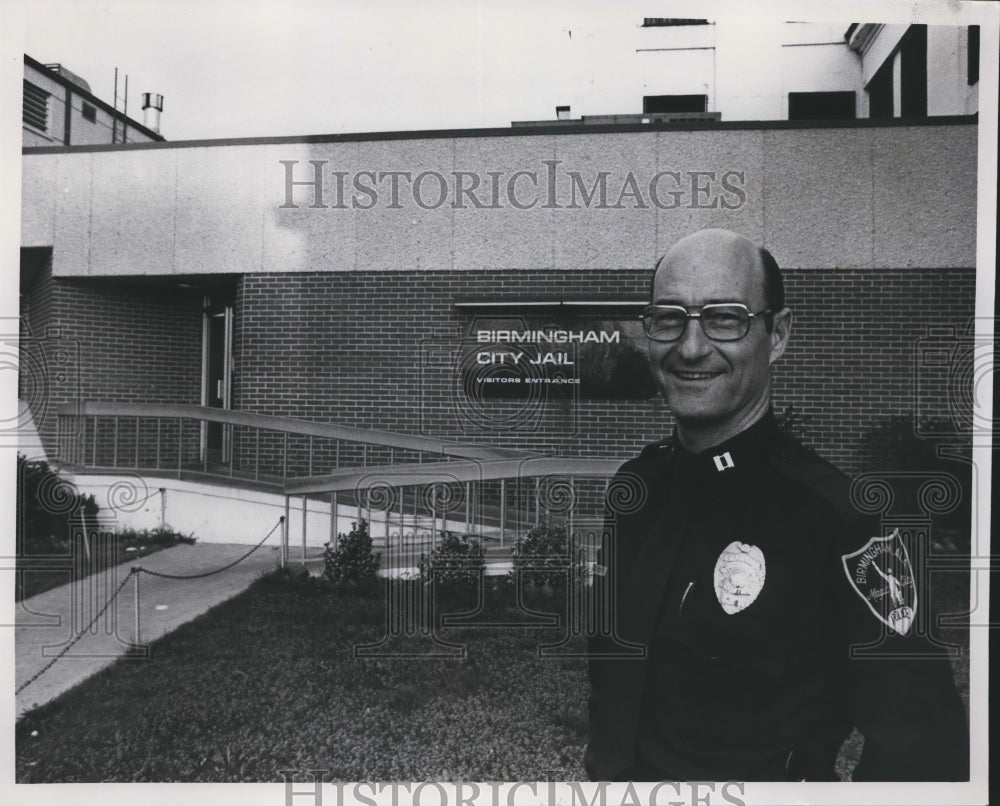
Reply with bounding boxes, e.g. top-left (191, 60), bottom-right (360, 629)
top-left (18, 0), bottom-right (669, 141)
top-left (10, 0), bottom-right (943, 142)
